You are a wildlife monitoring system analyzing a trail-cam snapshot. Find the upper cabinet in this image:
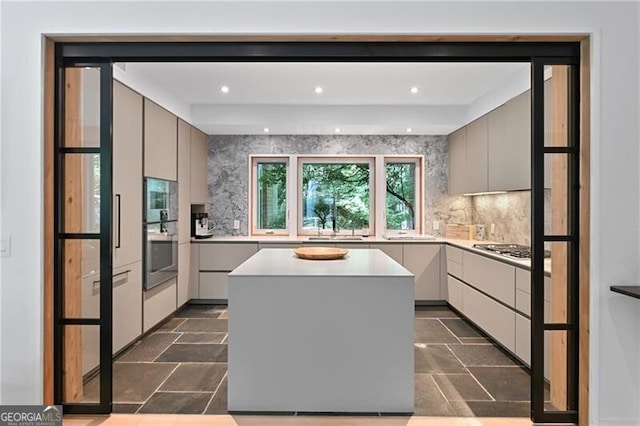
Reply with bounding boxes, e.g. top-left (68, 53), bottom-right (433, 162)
top-left (449, 84), bottom-right (554, 195)
top-left (190, 127), bottom-right (209, 204)
top-left (488, 90), bottom-right (531, 192)
top-left (447, 127), bottom-right (466, 195)
top-left (465, 116), bottom-right (489, 193)
top-left (113, 81), bottom-right (143, 268)
top-left (144, 99), bottom-right (177, 181)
